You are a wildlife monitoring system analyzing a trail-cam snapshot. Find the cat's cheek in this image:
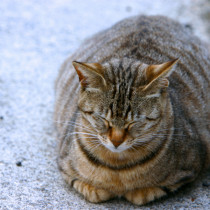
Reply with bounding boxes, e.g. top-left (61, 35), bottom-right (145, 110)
top-left (97, 134), bottom-right (109, 147)
top-left (129, 121), bottom-right (156, 137)
top-left (82, 114), bottom-right (94, 126)
top-left (129, 127), bottom-right (144, 138)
